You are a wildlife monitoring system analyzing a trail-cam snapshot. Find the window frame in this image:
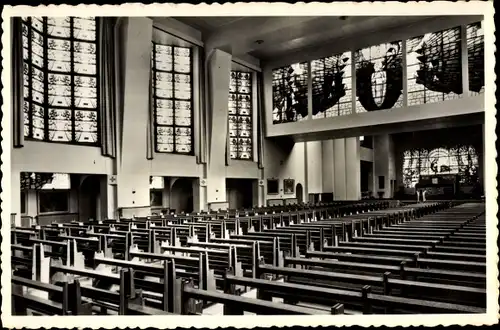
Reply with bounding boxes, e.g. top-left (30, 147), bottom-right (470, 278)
top-left (21, 16), bottom-right (101, 146)
top-left (152, 42), bottom-right (195, 155)
top-left (268, 19), bottom-right (484, 125)
top-left (228, 70), bottom-right (254, 161)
